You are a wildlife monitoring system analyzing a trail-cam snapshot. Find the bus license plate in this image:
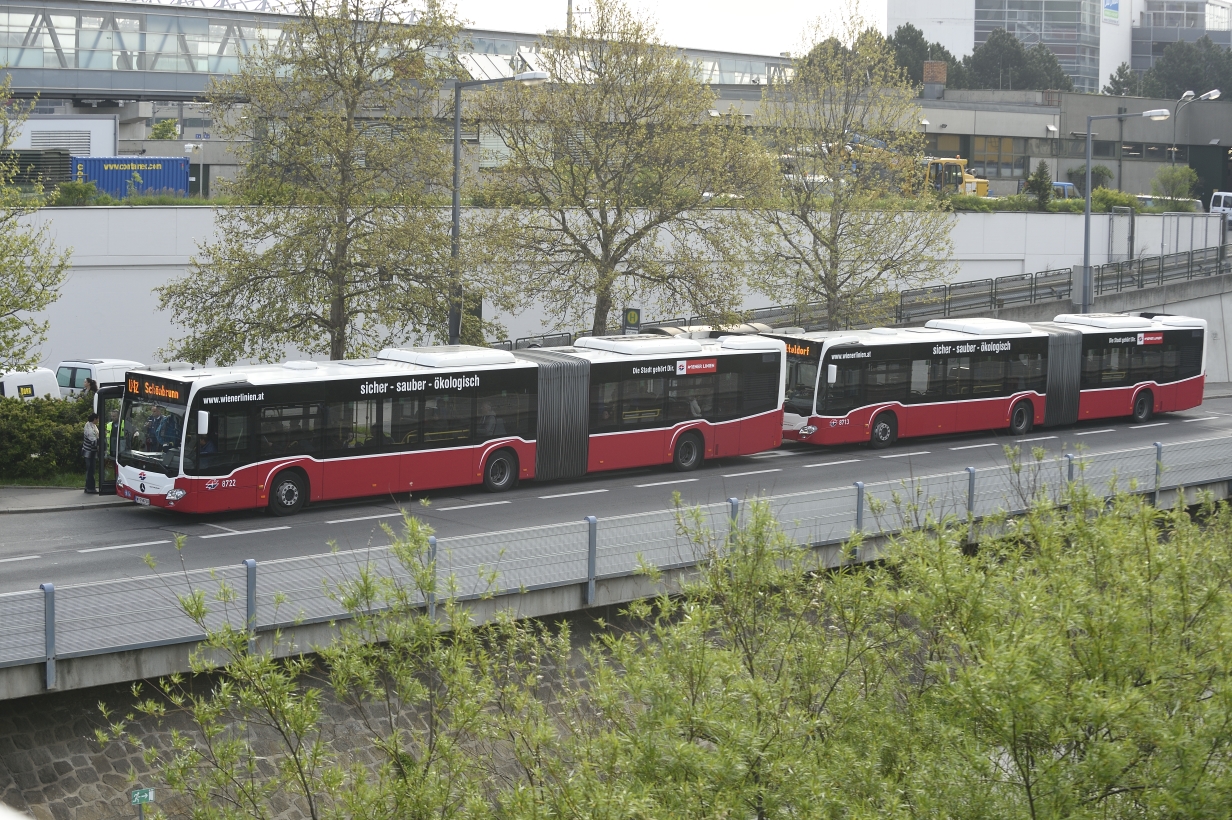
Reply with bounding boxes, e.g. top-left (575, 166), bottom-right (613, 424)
top-left (135, 496), bottom-right (150, 506)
